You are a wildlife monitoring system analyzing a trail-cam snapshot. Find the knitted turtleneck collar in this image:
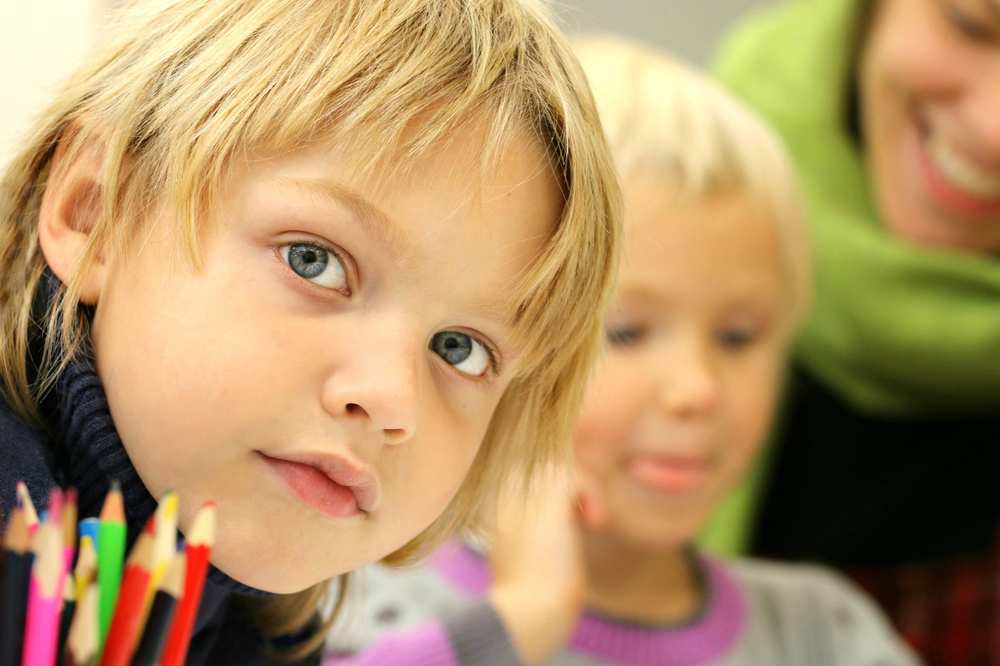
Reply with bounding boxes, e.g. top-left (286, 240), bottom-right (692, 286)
top-left (32, 272), bottom-right (269, 608)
